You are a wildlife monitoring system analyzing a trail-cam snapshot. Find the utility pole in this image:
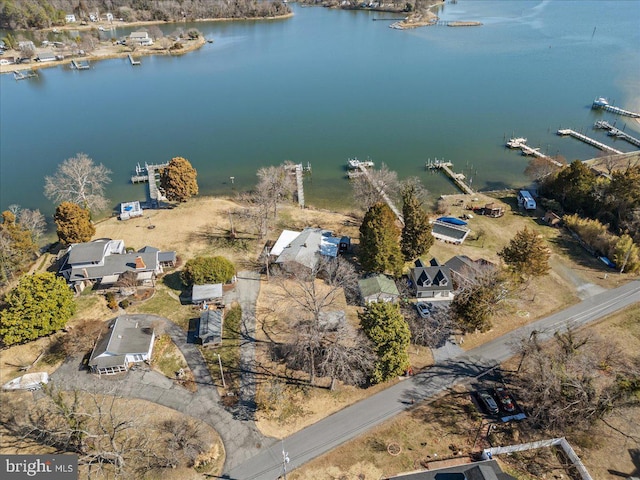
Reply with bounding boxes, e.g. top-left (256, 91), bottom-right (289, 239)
top-left (264, 246), bottom-right (270, 282)
top-left (217, 353), bottom-right (226, 389)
